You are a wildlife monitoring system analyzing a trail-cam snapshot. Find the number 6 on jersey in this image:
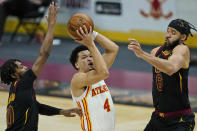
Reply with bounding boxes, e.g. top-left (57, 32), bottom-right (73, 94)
top-left (104, 98), bottom-right (111, 112)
